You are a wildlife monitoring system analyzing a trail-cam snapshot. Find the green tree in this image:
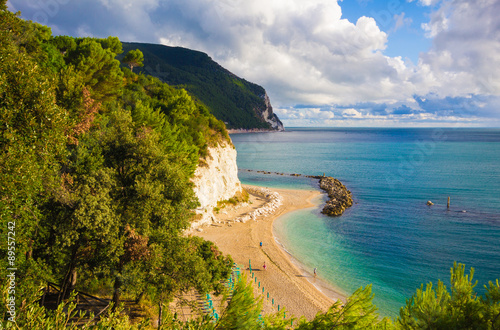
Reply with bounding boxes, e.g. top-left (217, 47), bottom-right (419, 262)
top-left (1, 6), bottom-right (235, 324)
top-left (297, 285), bottom-right (392, 330)
top-left (262, 309), bottom-right (295, 330)
top-left (98, 36), bottom-right (123, 55)
top-left (216, 274), bottom-right (263, 329)
top-left (63, 38), bottom-right (124, 102)
top-left (398, 262), bottom-right (500, 329)
top-left (0, 7), bottom-right (68, 268)
top-left (123, 49), bottom-right (144, 72)
top-left (483, 279), bottom-right (500, 329)
top-left (50, 35), bottom-right (77, 54)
